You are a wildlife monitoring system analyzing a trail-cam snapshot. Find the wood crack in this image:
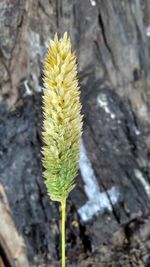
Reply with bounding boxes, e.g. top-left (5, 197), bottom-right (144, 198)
top-left (0, 242), bottom-right (12, 267)
top-left (38, 1), bottom-right (50, 18)
top-left (98, 12), bottom-right (118, 71)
